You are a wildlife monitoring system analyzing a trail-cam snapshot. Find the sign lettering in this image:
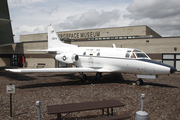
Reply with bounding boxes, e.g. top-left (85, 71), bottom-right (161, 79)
top-left (58, 31), bottom-right (100, 39)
